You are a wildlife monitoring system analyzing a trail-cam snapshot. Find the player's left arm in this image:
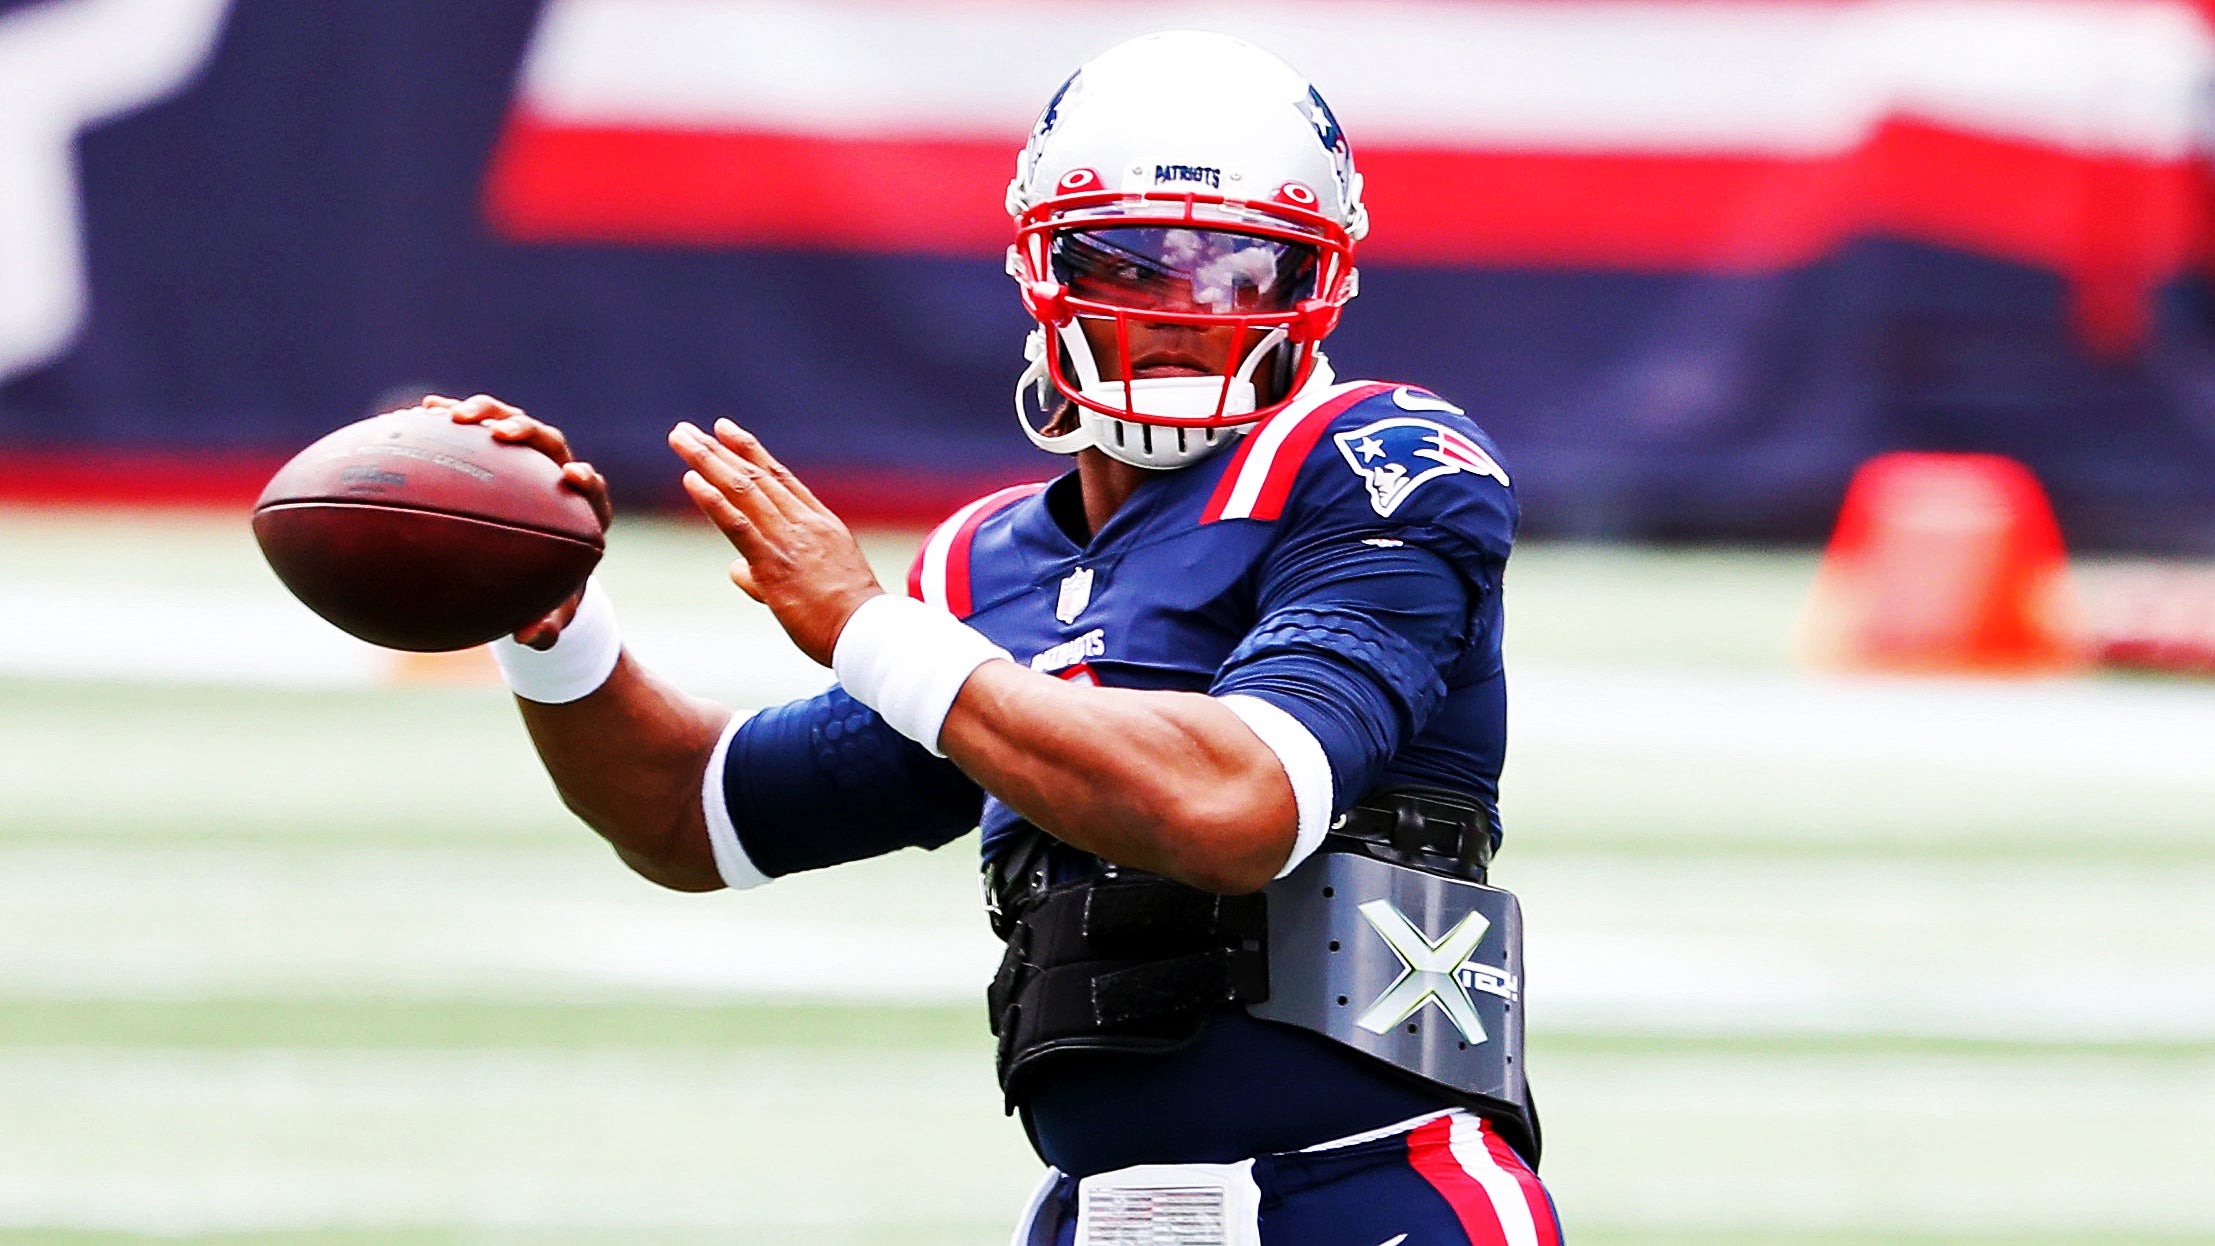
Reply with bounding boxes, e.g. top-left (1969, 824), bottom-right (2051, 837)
top-left (942, 534), bottom-right (1481, 894)
top-left (941, 663), bottom-right (1305, 894)
top-left (668, 419), bottom-right (1482, 895)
